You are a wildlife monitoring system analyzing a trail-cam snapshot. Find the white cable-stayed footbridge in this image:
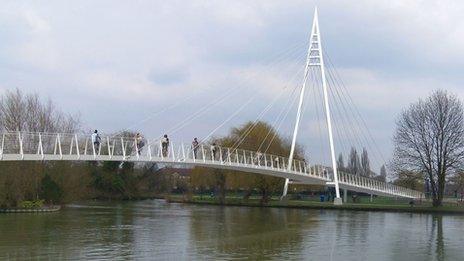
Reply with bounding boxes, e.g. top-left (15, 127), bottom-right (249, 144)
top-left (2, 8), bottom-right (424, 204)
